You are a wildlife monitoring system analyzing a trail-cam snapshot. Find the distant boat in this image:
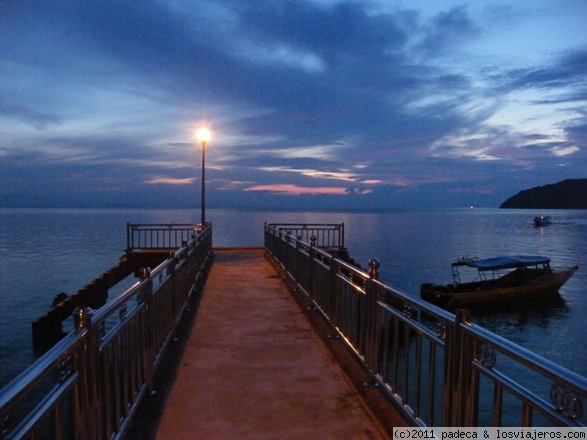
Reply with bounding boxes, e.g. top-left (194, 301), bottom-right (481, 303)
top-left (534, 215), bottom-right (552, 226)
top-left (420, 255), bottom-right (578, 310)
